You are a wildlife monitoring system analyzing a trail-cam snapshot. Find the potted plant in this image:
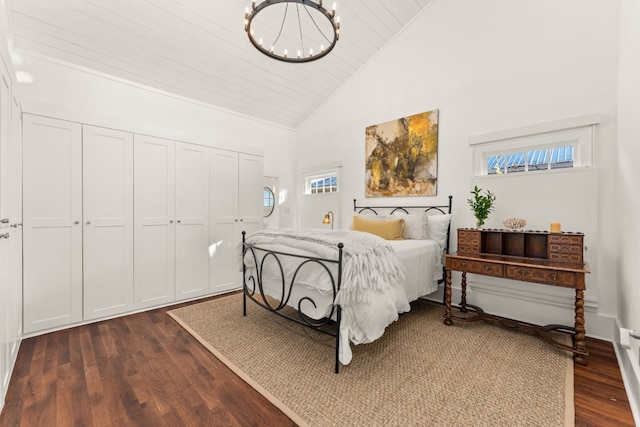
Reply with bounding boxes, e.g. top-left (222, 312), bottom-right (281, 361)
top-left (467, 185), bottom-right (496, 228)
